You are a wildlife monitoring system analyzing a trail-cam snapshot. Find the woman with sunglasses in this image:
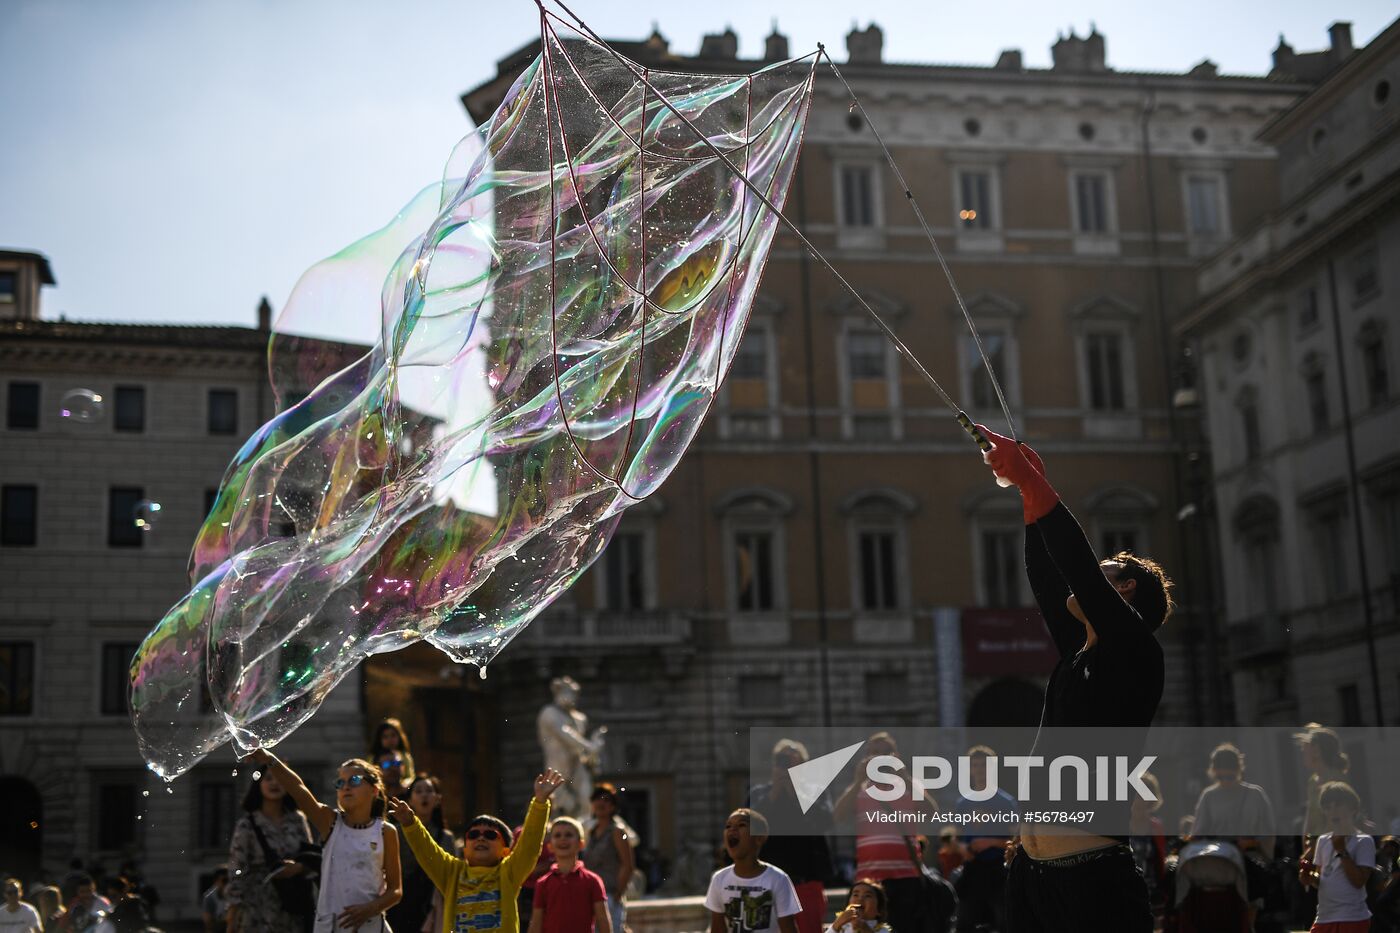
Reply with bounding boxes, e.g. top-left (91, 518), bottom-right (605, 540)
top-left (250, 749), bottom-right (402, 931)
